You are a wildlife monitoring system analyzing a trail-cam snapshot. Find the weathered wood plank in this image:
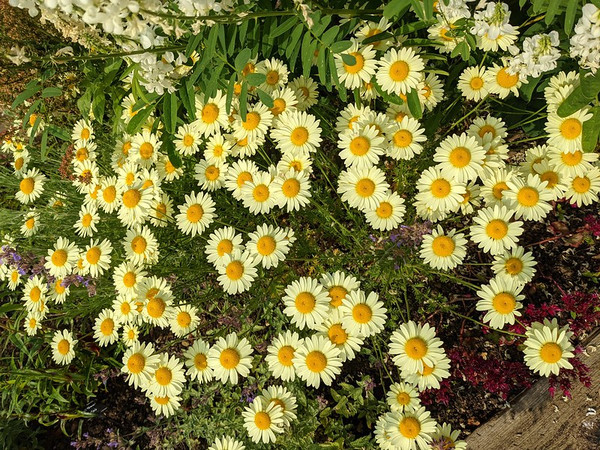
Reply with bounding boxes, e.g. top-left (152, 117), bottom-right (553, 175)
top-left (466, 330), bottom-right (600, 450)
